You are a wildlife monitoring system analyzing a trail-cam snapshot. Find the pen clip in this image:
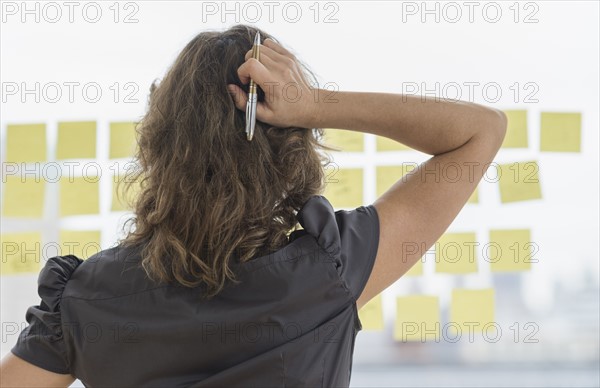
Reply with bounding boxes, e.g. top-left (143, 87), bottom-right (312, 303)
top-left (245, 93), bottom-right (257, 141)
top-left (245, 98), bottom-right (252, 140)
